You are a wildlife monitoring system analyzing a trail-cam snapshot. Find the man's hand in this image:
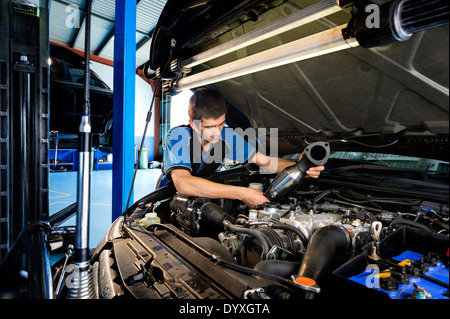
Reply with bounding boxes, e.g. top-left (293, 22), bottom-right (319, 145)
top-left (298, 151), bottom-right (325, 179)
top-left (238, 187), bottom-right (269, 208)
top-left (170, 163), bottom-right (324, 210)
top-left (171, 169), bottom-right (269, 208)
top-left (306, 165), bottom-right (325, 179)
